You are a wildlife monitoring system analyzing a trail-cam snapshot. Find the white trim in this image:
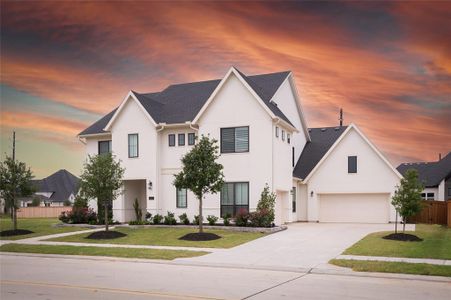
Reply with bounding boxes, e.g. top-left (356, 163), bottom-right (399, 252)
top-left (303, 123), bottom-right (403, 182)
top-left (78, 132), bottom-right (112, 139)
top-left (192, 67), bottom-right (276, 124)
top-left (104, 91), bottom-right (157, 131)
